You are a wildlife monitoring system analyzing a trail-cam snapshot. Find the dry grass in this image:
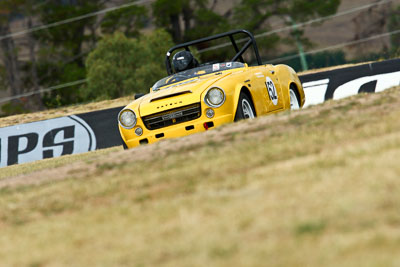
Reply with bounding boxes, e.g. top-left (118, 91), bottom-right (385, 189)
top-left (1, 87), bottom-right (400, 266)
